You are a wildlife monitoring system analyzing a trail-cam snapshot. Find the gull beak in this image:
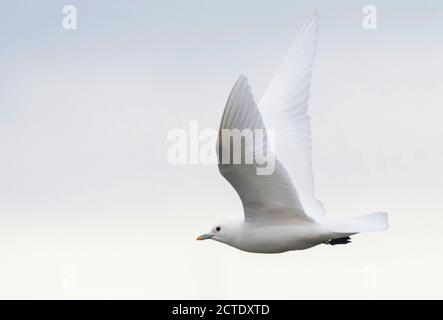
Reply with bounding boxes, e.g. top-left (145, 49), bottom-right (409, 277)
top-left (196, 233), bottom-right (213, 241)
